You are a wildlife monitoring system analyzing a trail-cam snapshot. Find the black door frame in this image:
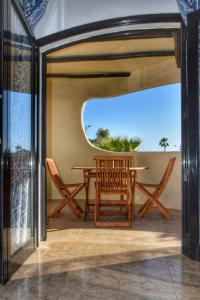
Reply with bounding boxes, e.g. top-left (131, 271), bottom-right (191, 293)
top-left (38, 14), bottom-right (188, 249)
top-left (0, 0), bottom-right (5, 283)
top-left (39, 14), bottom-right (183, 242)
top-left (39, 12), bottom-right (200, 261)
top-left (38, 14), bottom-right (182, 241)
top-left (0, 0), bottom-right (38, 283)
top-left (181, 11), bottom-right (200, 260)
top-left (1, 6), bottom-right (200, 282)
